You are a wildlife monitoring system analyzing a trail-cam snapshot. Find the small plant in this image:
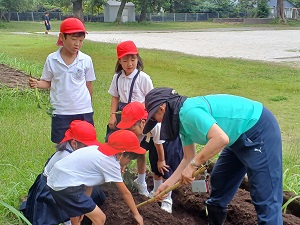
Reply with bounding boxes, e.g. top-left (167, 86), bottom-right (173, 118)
top-left (282, 195), bottom-right (300, 213)
top-left (268, 96), bottom-right (288, 102)
top-left (0, 200), bottom-right (32, 225)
